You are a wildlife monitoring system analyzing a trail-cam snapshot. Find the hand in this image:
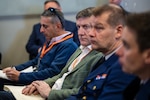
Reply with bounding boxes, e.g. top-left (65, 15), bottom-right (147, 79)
top-left (32, 81), bottom-right (51, 98)
top-left (22, 83), bottom-right (38, 95)
top-left (2, 67), bottom-right (12, 72)
top-left (3, 67), bottom-right (20, 81)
